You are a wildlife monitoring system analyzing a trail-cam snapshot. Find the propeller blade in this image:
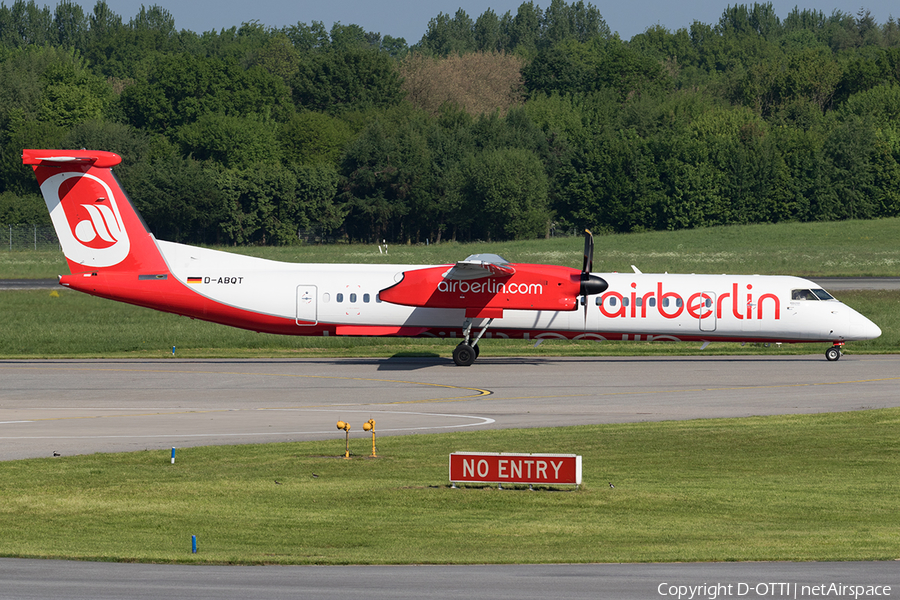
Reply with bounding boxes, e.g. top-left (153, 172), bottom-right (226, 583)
top-left (582, 229), bottom-right (591, 328)
top-left (582, 229), bottom-right (593, 275)
top-left (579, 229), bottom-right (607, 297)
top-left (583, 289), bottom-right (589, 329)
top-left (580, 229), bottom-right (608, 328)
